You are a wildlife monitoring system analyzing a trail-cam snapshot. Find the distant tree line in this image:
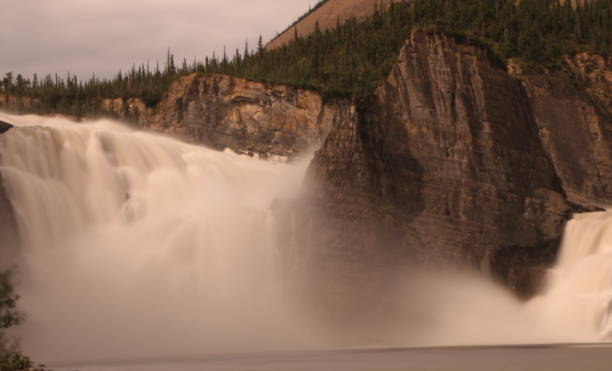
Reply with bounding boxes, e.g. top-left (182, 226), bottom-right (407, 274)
top-left (1, 0), bottom-right (609, 116)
